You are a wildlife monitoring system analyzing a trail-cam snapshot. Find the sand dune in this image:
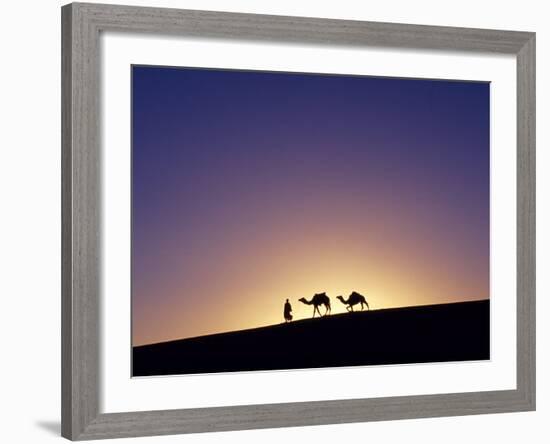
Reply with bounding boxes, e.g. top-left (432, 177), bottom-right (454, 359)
top-left (133, 299), bottom-right (489, 377)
